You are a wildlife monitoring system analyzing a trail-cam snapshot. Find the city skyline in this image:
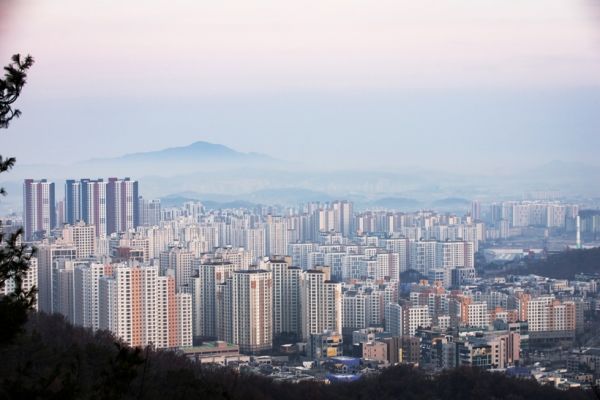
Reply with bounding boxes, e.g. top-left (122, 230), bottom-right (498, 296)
top-left (3, 1), bottom-right (600, 394)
